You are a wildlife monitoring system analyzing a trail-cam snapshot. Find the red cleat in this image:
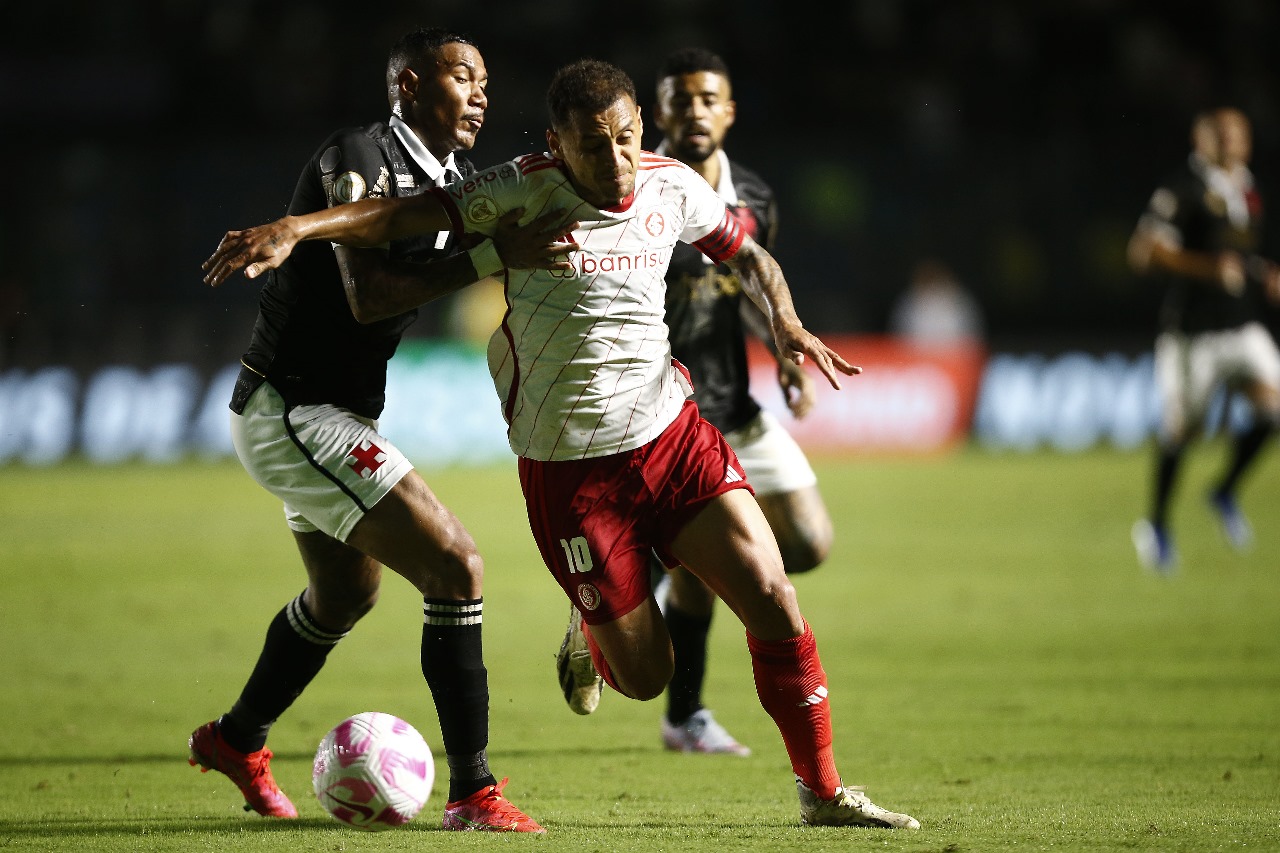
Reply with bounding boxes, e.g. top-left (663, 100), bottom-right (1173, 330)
top-left (188, 720), bottom-right (298, 818)
top-left (442, 777), bottom-right (545, 833)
